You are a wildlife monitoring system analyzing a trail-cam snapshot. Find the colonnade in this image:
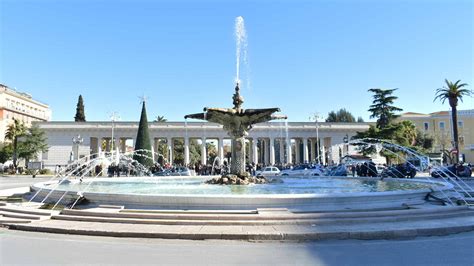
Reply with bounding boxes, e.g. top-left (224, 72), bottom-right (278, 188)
top-left (39, 121), bottom-right (370, 168)
top-left (89, 135), bottom-right (330, 166)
